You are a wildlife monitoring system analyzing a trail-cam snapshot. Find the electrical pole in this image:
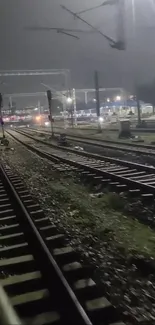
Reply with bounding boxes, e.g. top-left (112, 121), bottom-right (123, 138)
top-left (135, 84), bottom-right (141, 127)
top-left (0, 93), bottom-right (4, 138)
top-left (72, 88), bottom-right (77, 126)
top-left (38, 101), bottom-right (41, 126)
top-left (94, 71), bottom-right (101, 132)
top-left (46, 90), bottom-right (54, 137)
top-left (84, 92), bottom-right (88, 105)
top-left (137, 97), bottom-right (141, 126)
top-left (38, 101), bottom-right (41, 115)
top-left (9, 96), bottom-right (12, 111)
top-left (70, 107), bottom-right (74, 128)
